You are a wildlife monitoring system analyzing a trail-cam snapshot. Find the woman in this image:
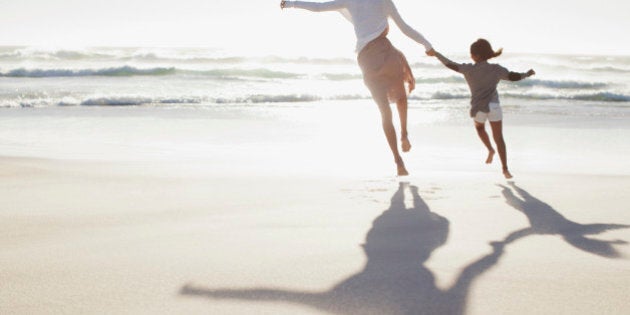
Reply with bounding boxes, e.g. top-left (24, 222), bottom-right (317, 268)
top-left (280, 0), bottom-right (434, 176)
